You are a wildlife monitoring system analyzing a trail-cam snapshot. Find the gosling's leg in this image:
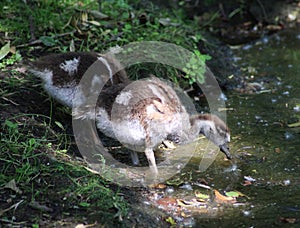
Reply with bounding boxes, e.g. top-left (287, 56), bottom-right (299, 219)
top-left (145, 148), bottom-right (158, 173)
top-left (130, 151), bottom-right (140, 165)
